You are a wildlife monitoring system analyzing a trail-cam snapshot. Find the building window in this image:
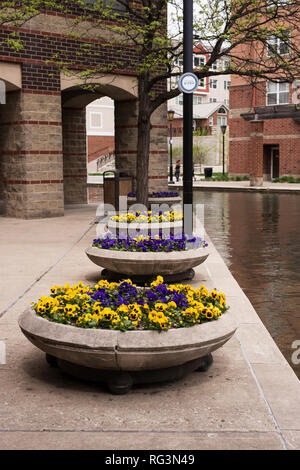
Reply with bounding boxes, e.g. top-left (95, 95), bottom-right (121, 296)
top-left (217, 116), bottom-right (227, 126)
top-left (224, 80), bottom-right (231, 90)
top-left (193, 95), bottom-right (203, 105)
top-left (194, 55), bottom-right (206, 68)
top-left (218, 107), bottom-right (227, 114)
top-left (209, 117), bottom-right (213, 126)
top-left (209, 79), bottom-right (217, 89)
top-left (223, 59), bottom-right (230, 70)
top-left (266, 82), bottom-right (289, 105)
top-left (174, 56), bottom-right (184, 67)
top-left (90, 112), bottom-right (103, 129)
top-left (175, 95), bottom-right (183, 105)
top-left (198, 78), bottom-right (206, 88)
top-left (210, 61), bottom-right (218, 71)
top-left (267, 34), bottom-right (290, 56)
top-left (209, 98), bottom-right (217, 103)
